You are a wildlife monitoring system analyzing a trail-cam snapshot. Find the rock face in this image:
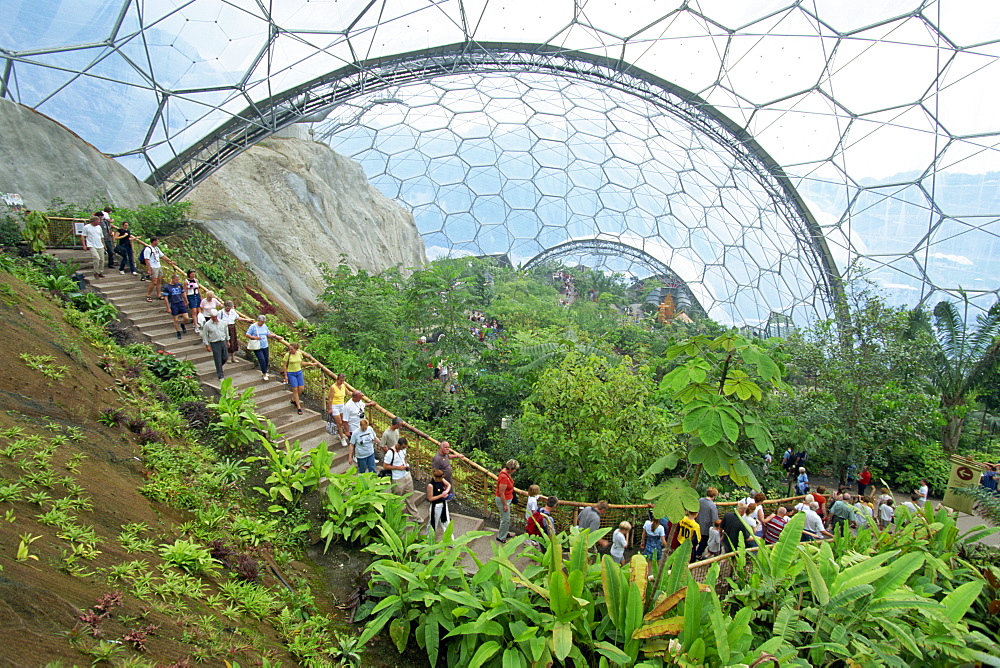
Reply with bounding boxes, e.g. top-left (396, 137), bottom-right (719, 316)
top-left (0, 99), bottom-right (158, 210)
top-left (184, 126), bottom-right (426, 318)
